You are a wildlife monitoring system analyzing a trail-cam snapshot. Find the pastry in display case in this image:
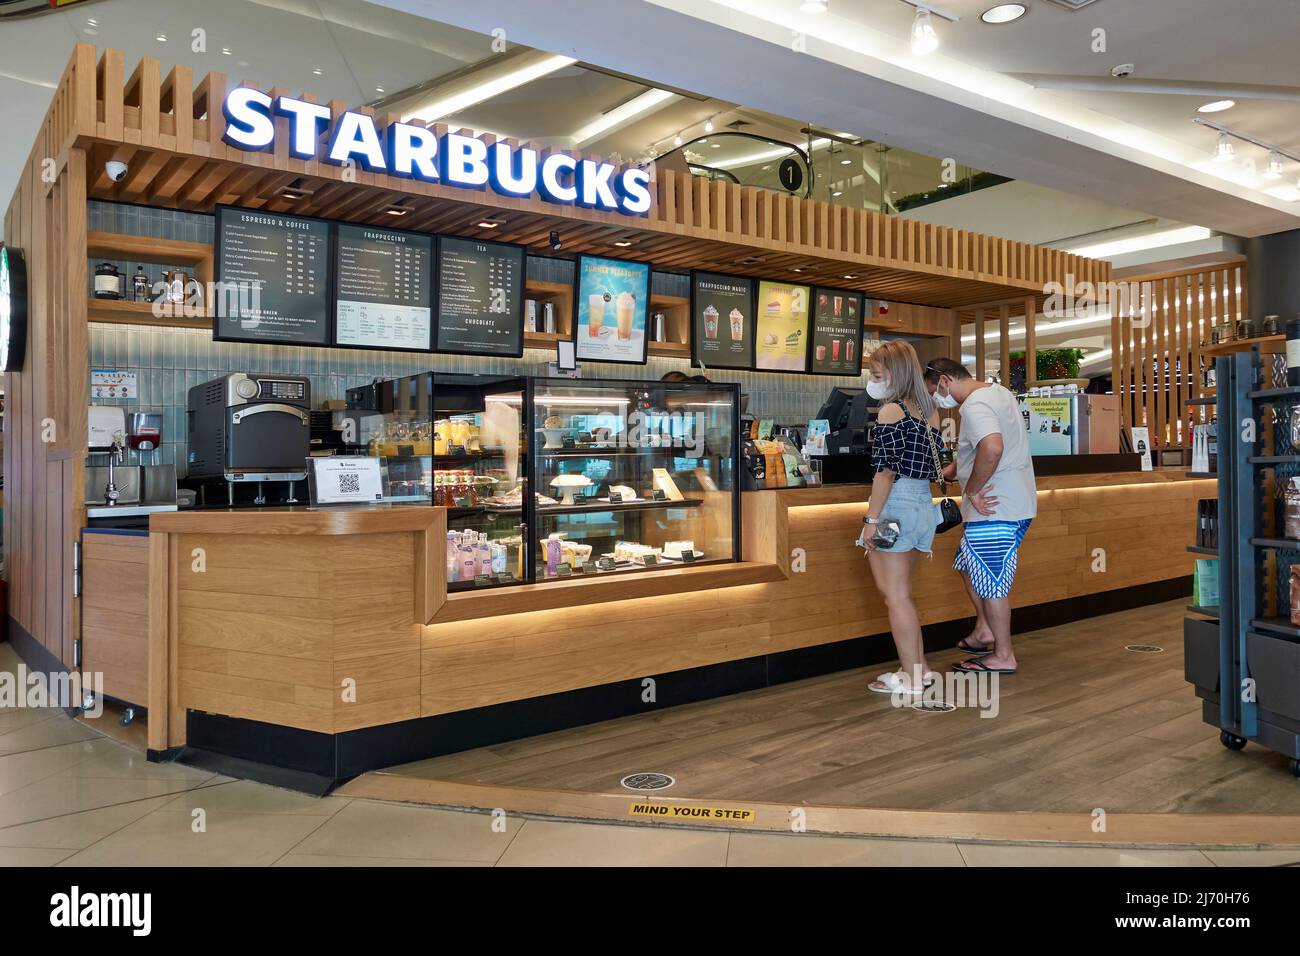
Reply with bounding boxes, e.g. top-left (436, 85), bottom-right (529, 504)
top-left (528, 377), bottom-right (740, 581)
